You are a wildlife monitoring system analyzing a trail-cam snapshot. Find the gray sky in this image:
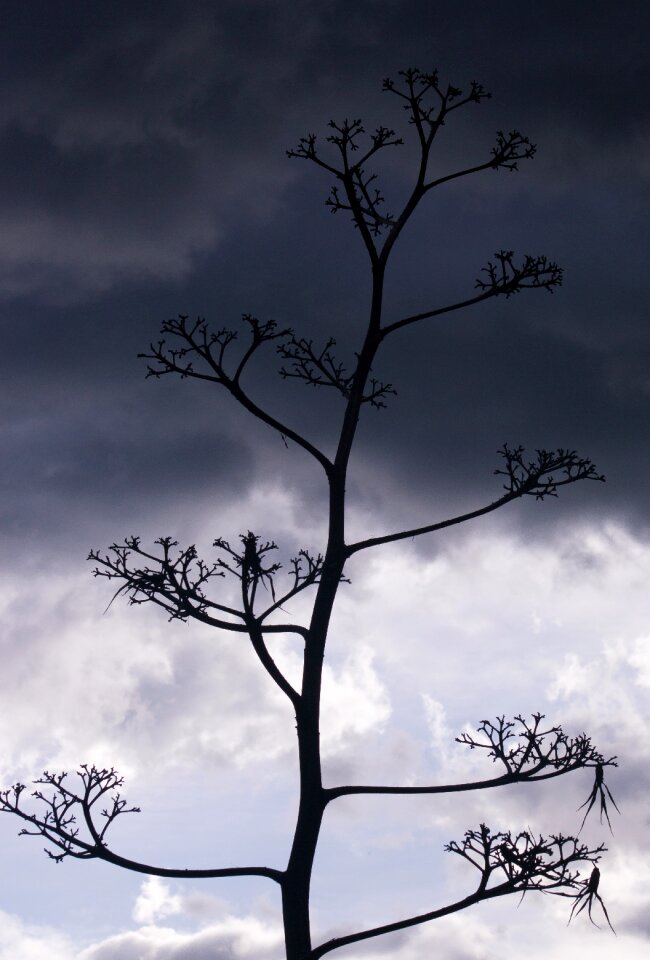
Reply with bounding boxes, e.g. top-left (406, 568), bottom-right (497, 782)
top-left (1, 3), bottom-right (649, 958)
